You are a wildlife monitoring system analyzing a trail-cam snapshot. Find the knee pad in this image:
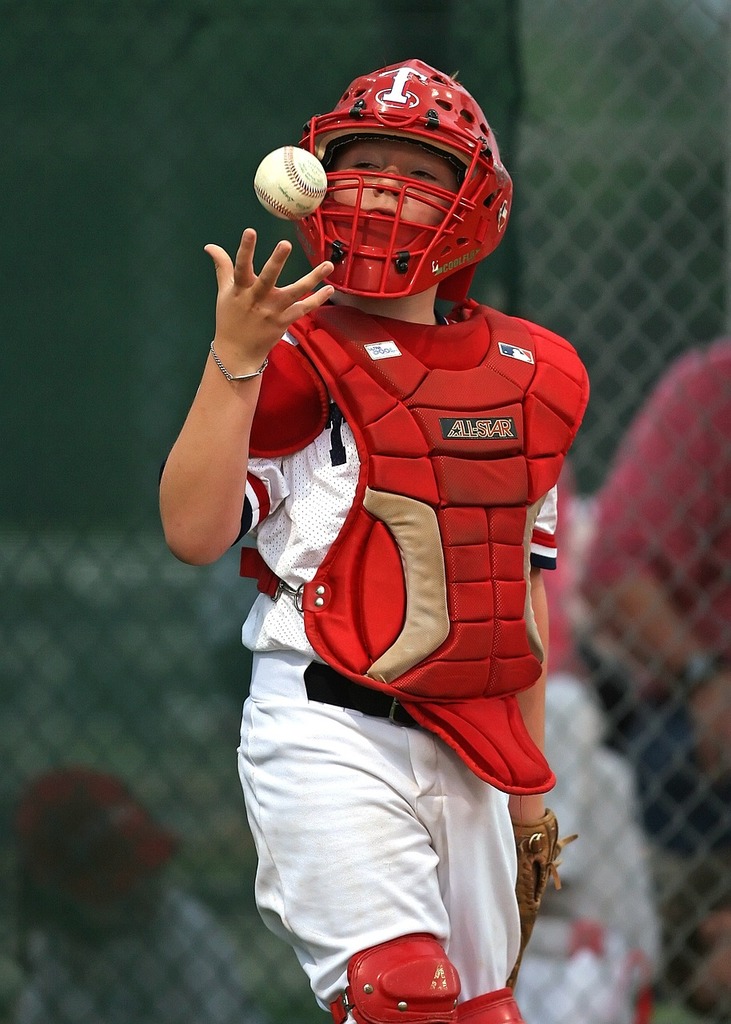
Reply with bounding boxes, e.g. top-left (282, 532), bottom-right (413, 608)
top-left (457, 991), bottom-right (525, 1024)
top-left (330, 933), bottom-right (460, 1024)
